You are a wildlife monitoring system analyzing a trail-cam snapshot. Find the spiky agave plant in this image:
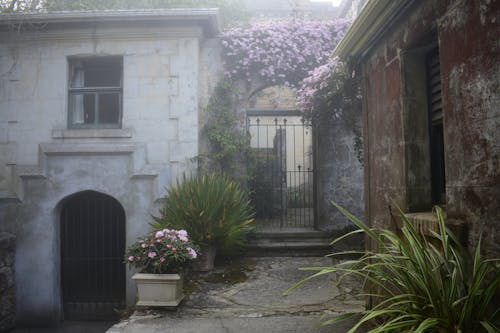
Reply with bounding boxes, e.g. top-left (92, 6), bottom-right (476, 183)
top-left (285, 204), bottom-right (499, 332)
top-left (151, 173), bottom-right (255, 257)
